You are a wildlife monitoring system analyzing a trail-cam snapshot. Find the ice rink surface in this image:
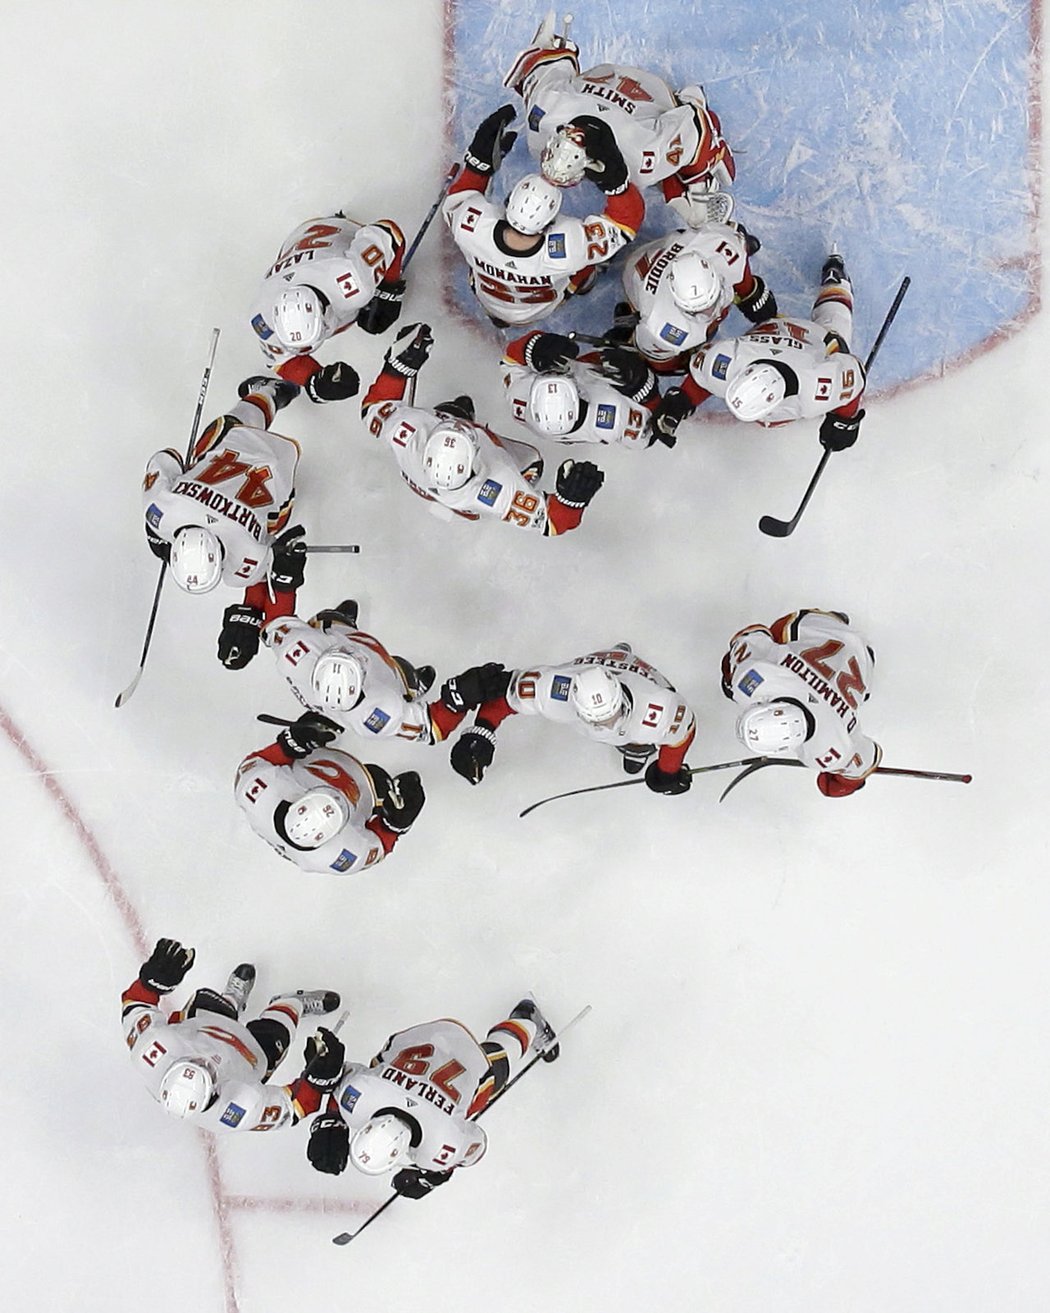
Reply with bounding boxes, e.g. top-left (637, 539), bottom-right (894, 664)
top-left (3, 2), bottom-right (1048, 1310)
